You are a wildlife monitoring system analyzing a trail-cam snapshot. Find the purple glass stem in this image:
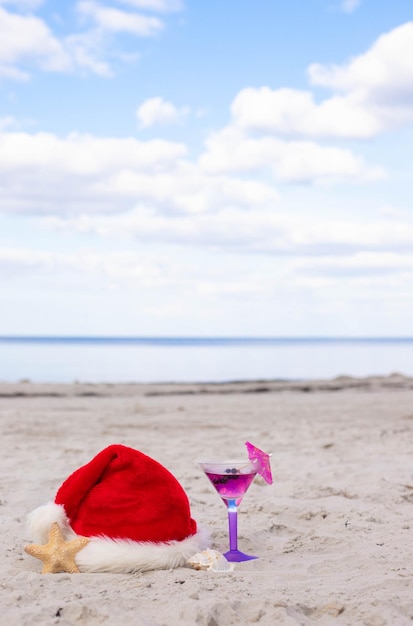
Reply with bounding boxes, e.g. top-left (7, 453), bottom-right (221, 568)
top-left (224, 499), bottom-right (258, 562)
top-left (227, 500), bottom-right (238, 551)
